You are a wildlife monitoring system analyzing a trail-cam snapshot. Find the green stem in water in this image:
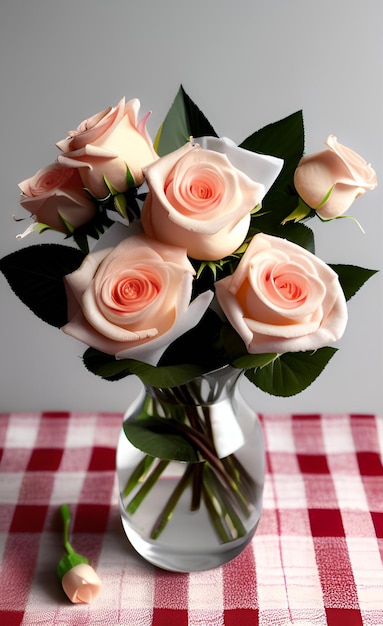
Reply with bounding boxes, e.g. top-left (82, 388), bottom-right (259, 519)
top-left (203, 465), bottom-right (248, 540)
top-left (123, 454), bottom-right (155, 498)
top-left (150, 464), bottom-right (194, 539)
top-left (126, 459), bottom-right (170, 515)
